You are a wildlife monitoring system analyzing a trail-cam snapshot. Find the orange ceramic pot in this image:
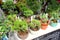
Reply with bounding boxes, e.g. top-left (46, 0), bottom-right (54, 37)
top-left (40, 20), bottom-right (50, 30)
top-left (41, 23), bottom-right (48, 30)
